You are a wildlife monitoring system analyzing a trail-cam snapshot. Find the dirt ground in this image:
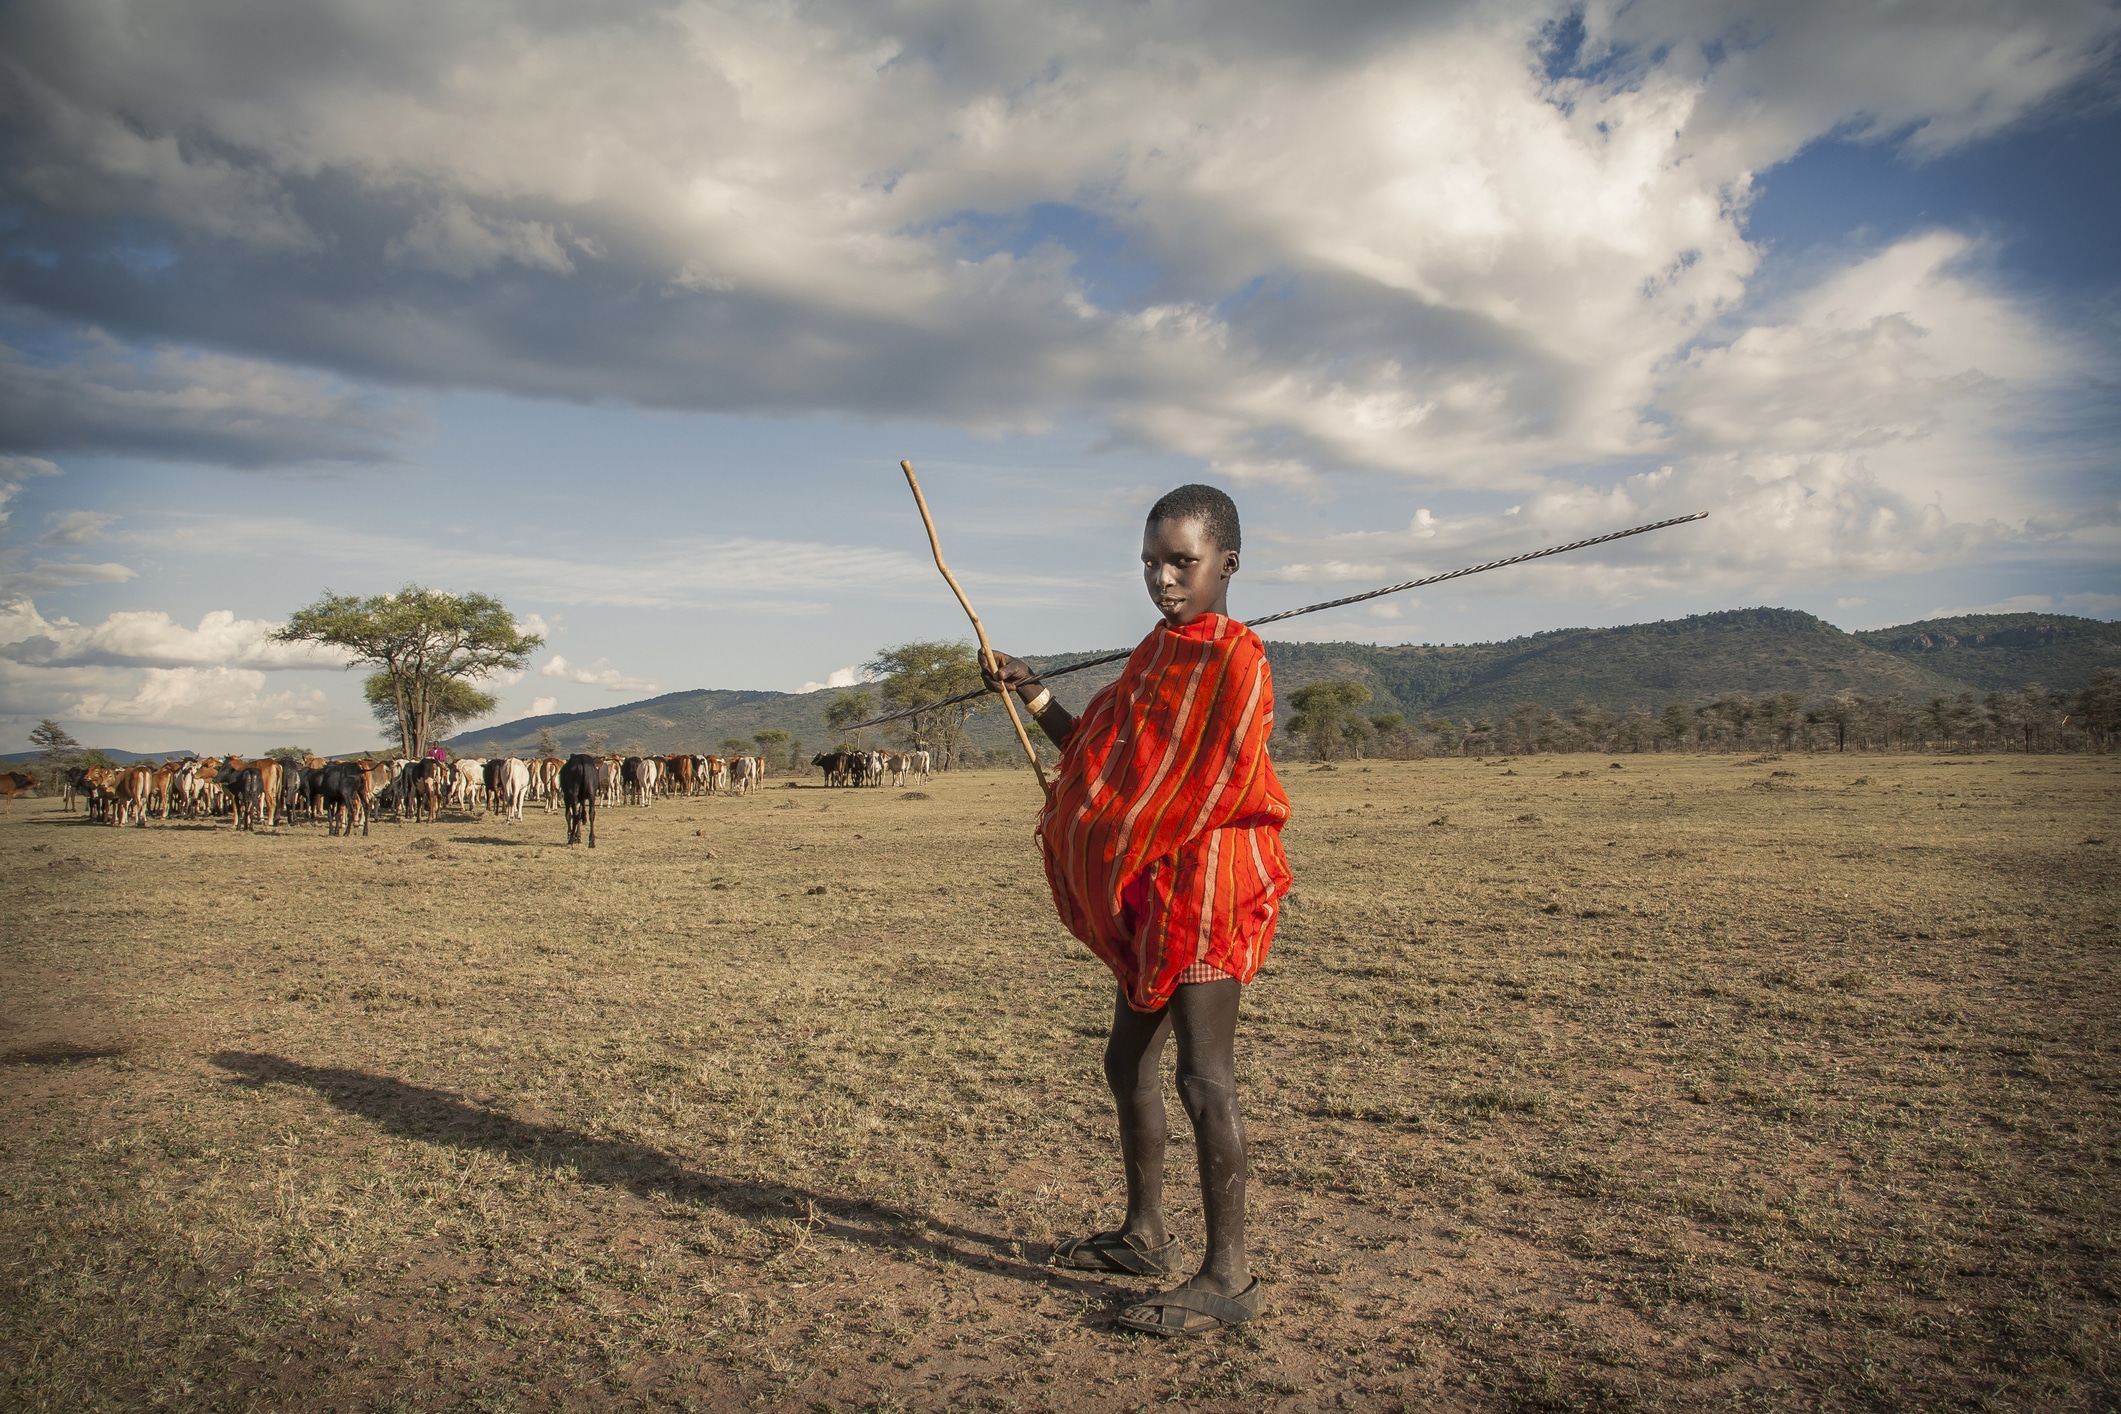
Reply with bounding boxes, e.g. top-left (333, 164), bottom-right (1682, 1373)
top-left (2, 753), bottom-right (2116, 1413)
